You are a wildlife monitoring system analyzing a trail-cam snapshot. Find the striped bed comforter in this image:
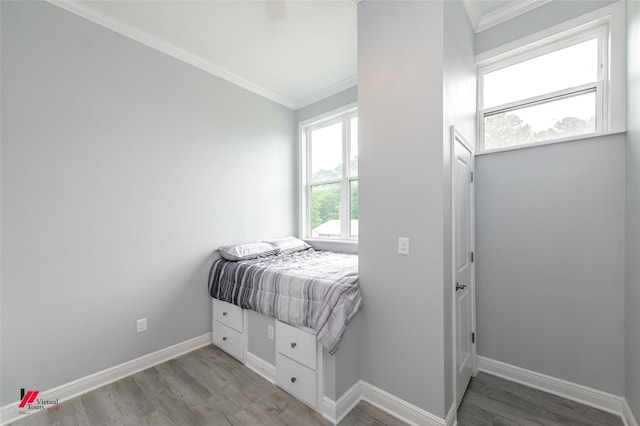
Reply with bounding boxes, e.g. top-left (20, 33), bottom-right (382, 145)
top-left (207, 249), bottom-right (360, 355)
